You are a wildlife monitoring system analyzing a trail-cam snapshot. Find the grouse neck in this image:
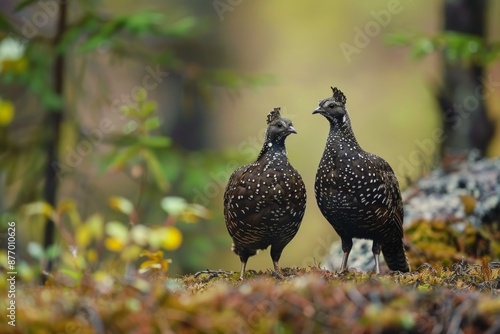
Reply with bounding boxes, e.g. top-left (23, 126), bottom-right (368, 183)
top-left (327, 113), bottom-right (360, 148)
top-left (257, 135), bottom-right (287, 161)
